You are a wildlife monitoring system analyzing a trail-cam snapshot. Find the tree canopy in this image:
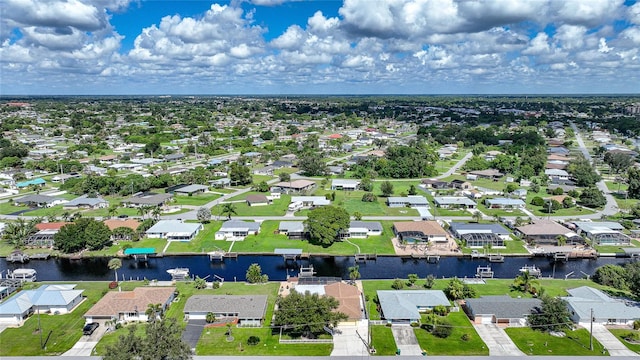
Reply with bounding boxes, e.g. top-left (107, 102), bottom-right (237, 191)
top-left (578, 187), bottom-right (606, 208)
top-left (567, 156), bottom-right (601, 187)
top-left (103, 318), bottom-right (192, 360)
top-left (528, 296), bottom-right (571, 332)
top-left (54, 218), bottom-right (112, 253)
top-left (273, 290), bottom-right (347, 338)
top-left (304, 205), bottom-right (350, 246)
top-left (246, 263), bottom-right (268, 283)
